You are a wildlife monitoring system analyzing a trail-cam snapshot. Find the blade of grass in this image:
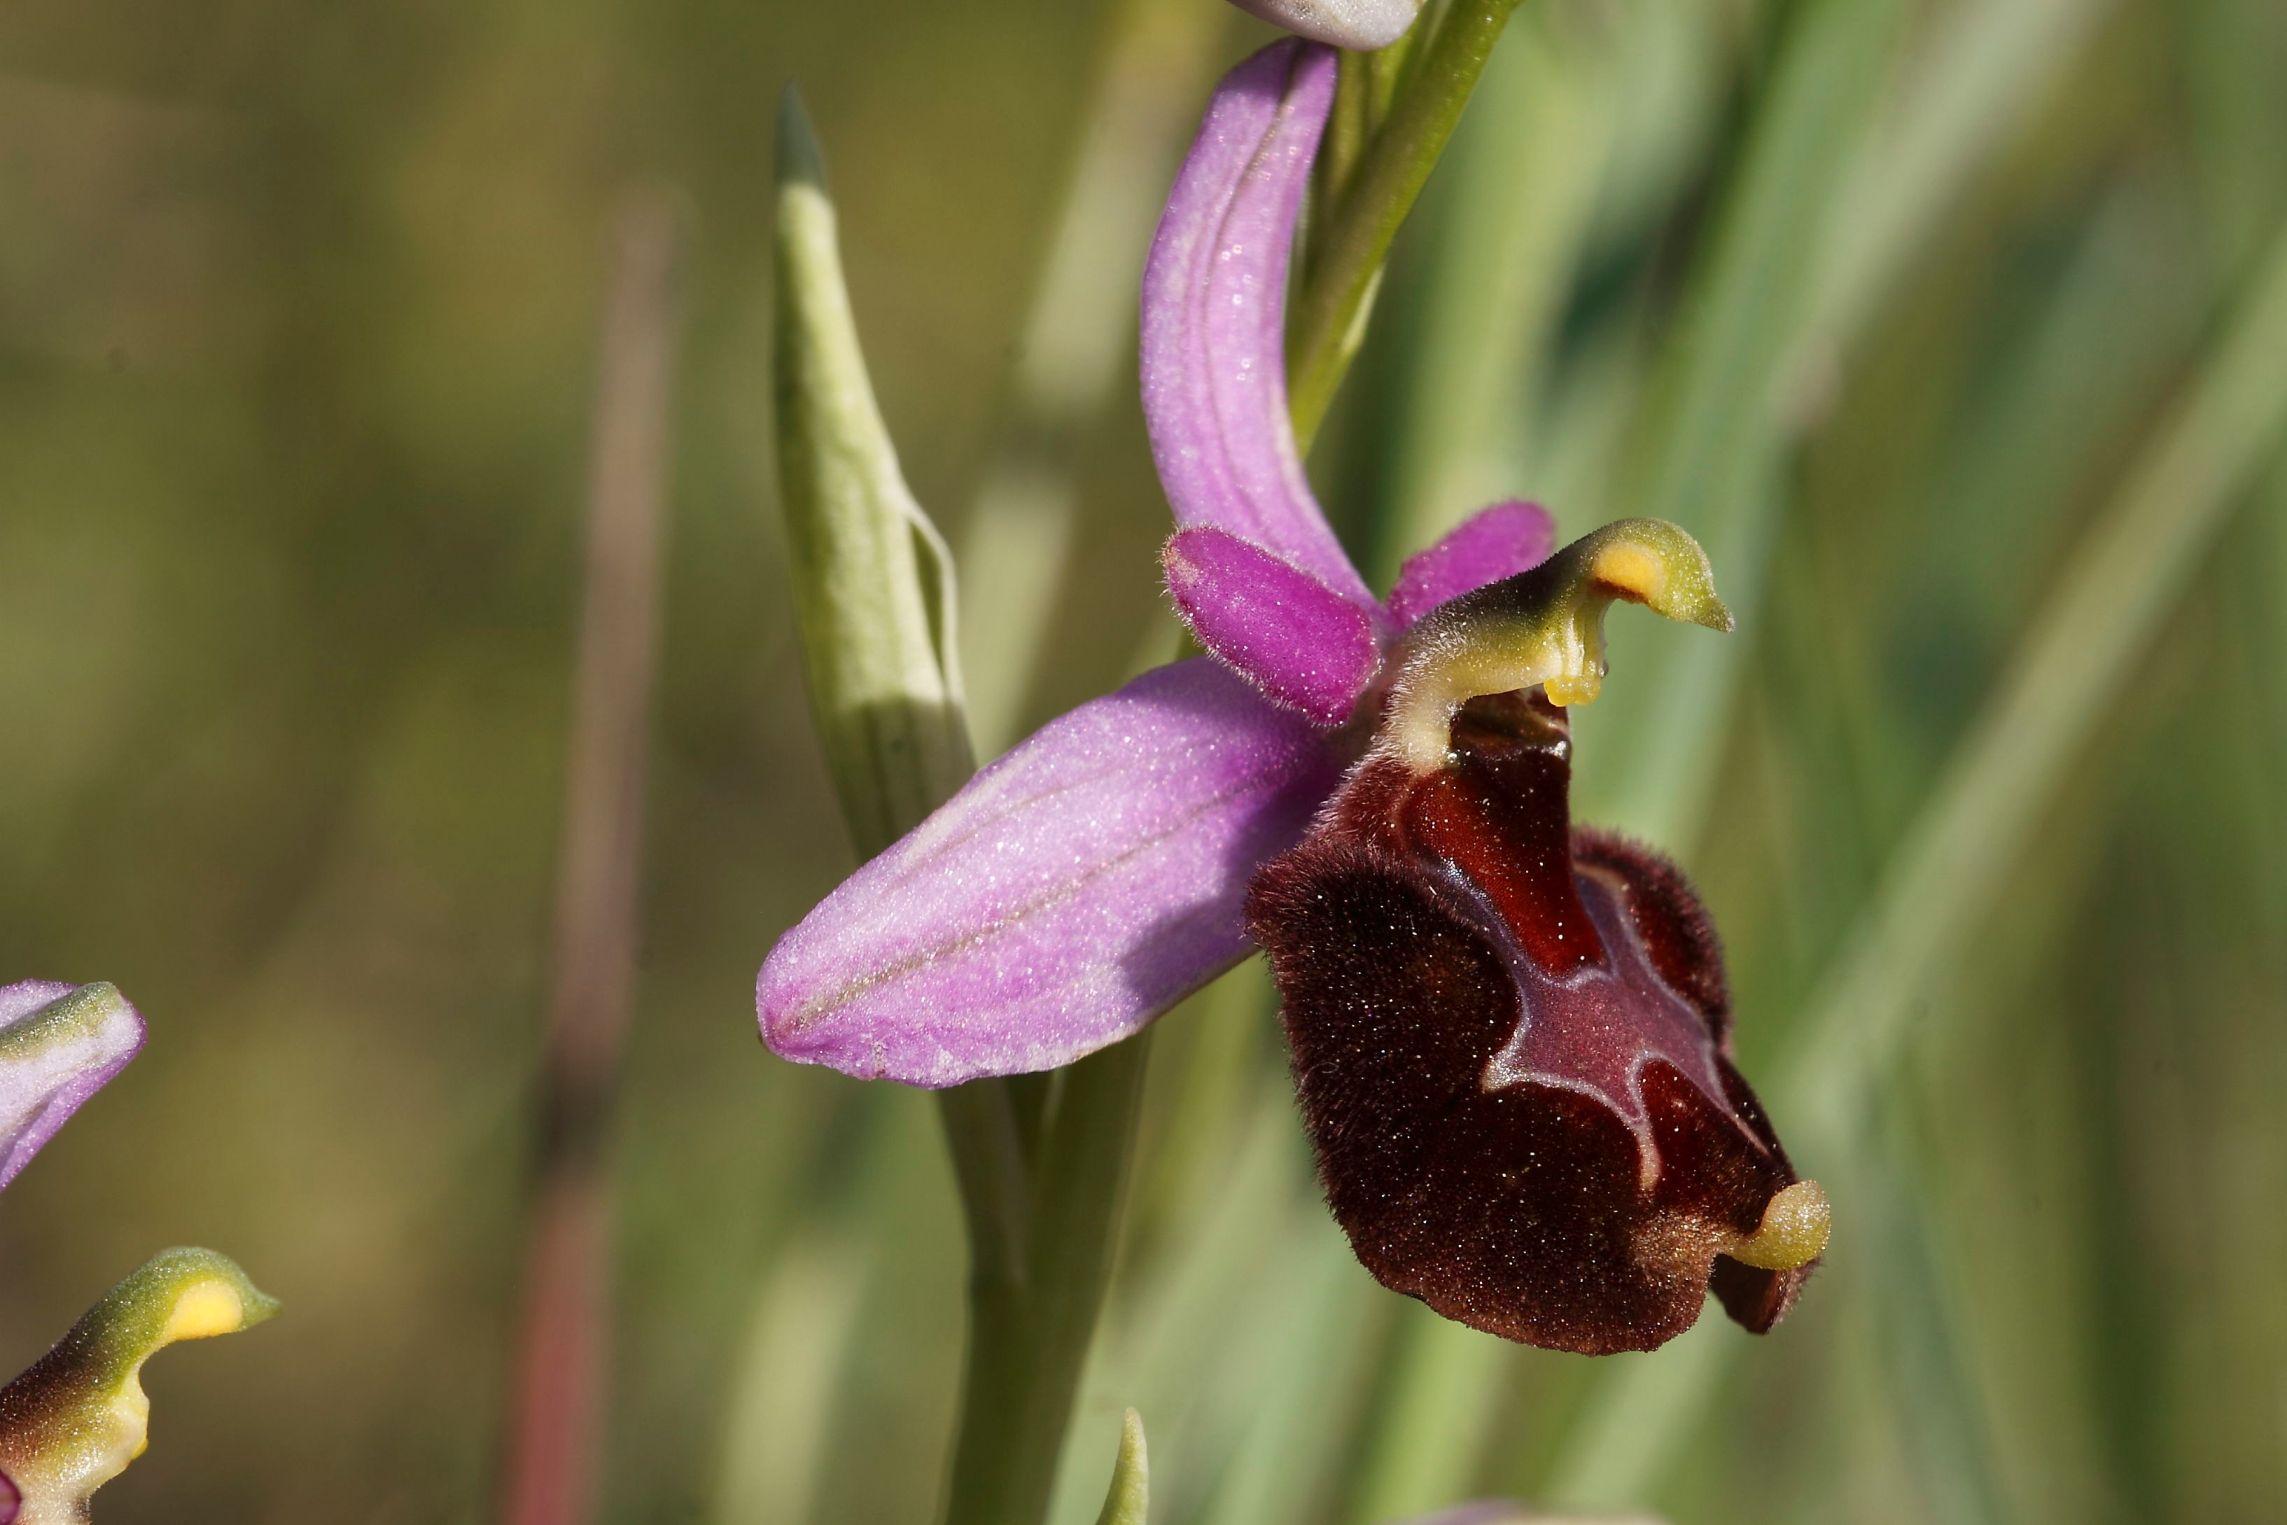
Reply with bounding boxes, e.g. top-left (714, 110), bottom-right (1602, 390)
top-left (1594, 0), bottom-right (2120, 843)
top-left (1339, 1303), bottom-right (1511, 1525)
top-left (1578, 0), bottom-right (1904, 843)
top-left (1192, 1241), bottom-right (1386, 1525)
top-left (1852, 1097), bottom-right (2008, 1525)
top-left (1288, 0), bottom-right (1528, 450)
top-left (1803, 0), bottom-right (2120, 364)
top-left (1374, 11), bottom-right (1612, 577)
top-left (500, 190), bottom-right (685, 1525)
top-left (708, 1236), bottom-right (868, 1525)
top-left (1092, 1409), bottom-right (1150, 1525)
top-left (1546, 218), bottom-right (2287, 1512)
top-left (957, 0), bottom-right (1227, 754)
top-left (1784, 222), bottom-right (2287, 1146)
top-left (1049, 1077), bottom-right (1310, 1525)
